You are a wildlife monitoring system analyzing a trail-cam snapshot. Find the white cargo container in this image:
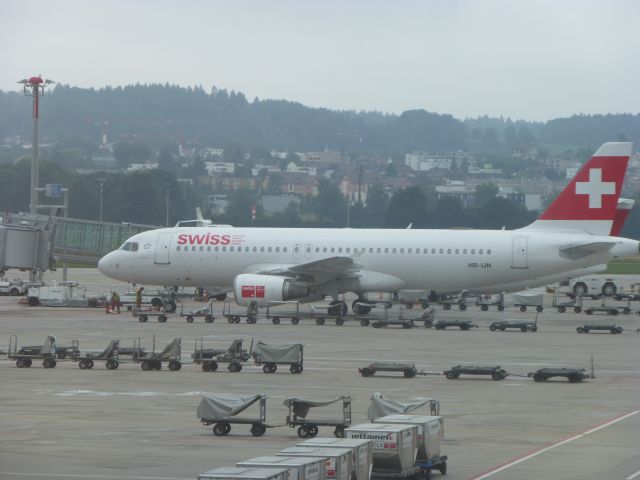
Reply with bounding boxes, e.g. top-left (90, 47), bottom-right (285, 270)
top-left (373, 415), bottom-right (443, 463)
top-left (198, 467), bottom-right (290, 480)
top-left (237, 456), bottom-right (324, 480)
top-left (345, 423), bottom-right (417, 472)
top-left (297, 437), bottom-right (373, 480)
top-left (278, 446), bottom-right (352, 480)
